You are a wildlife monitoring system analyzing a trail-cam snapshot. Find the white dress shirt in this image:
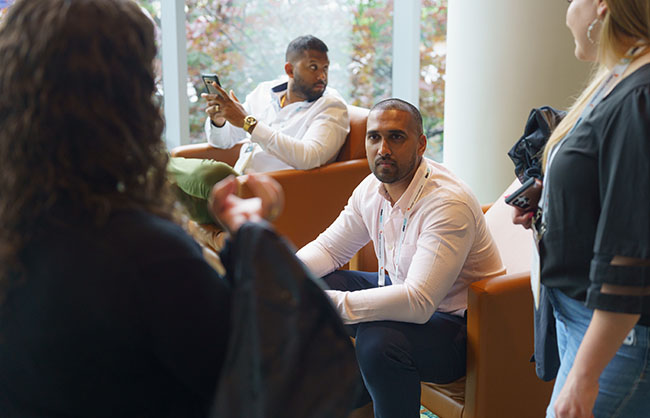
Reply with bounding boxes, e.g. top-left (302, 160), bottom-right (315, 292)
top-left (297, 158), bottom-right (505, 324)
top-left (205, 78), bottom-right (349, 173)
